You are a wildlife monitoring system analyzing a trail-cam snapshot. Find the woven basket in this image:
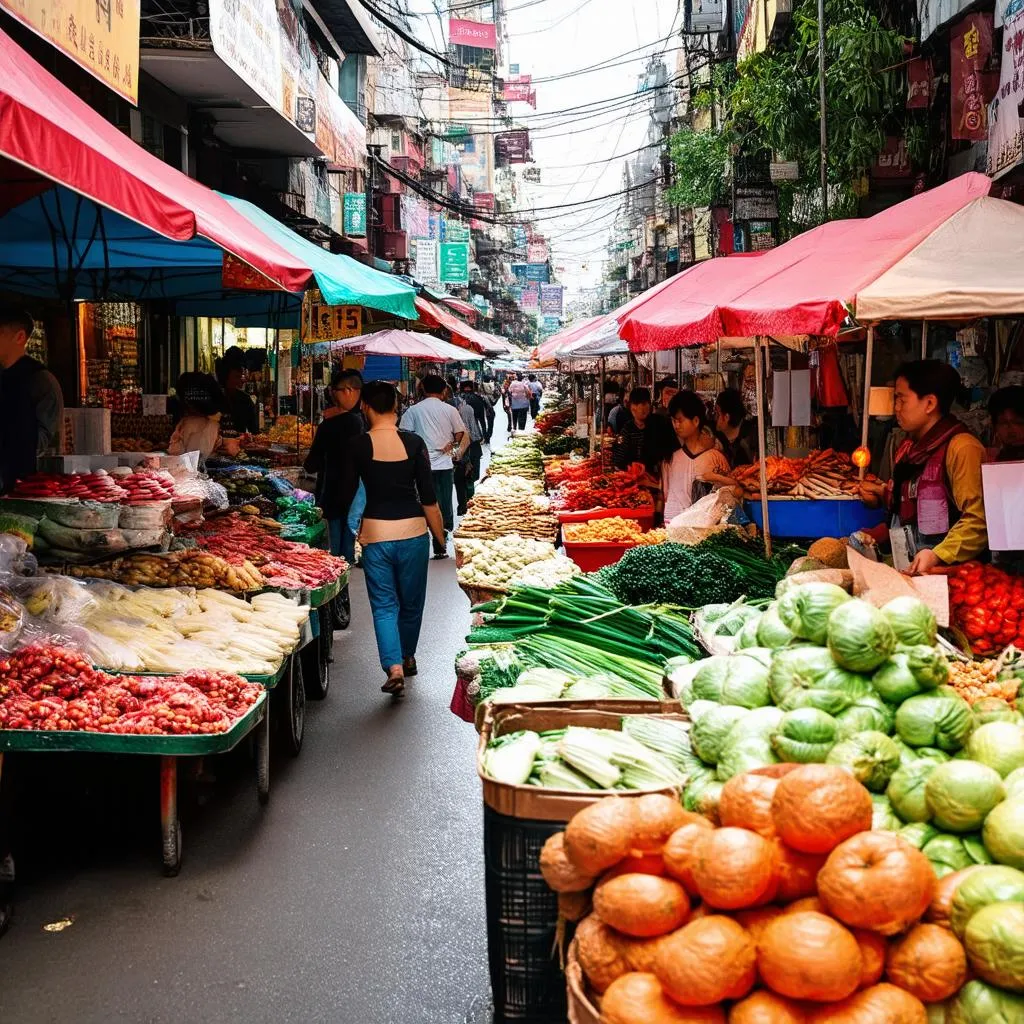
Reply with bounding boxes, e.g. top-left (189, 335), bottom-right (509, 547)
top-left (566, 943), bottom-right (600, 1024)
top-left (459, 582), bottom-right (506, 607)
